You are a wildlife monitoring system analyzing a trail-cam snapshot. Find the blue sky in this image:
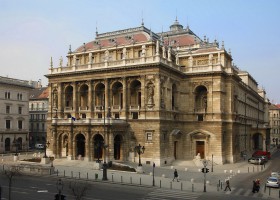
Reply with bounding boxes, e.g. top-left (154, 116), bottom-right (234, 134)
top-left (1, 0), bottom-right (280, 103)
